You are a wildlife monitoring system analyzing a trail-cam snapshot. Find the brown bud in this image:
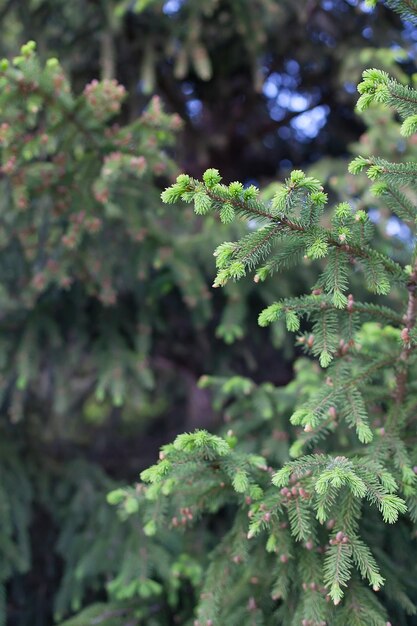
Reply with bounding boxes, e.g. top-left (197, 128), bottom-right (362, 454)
top-left (401, 327), bottom-right (410, 343)
top-left (328, 406), bottom-right (337, 420)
